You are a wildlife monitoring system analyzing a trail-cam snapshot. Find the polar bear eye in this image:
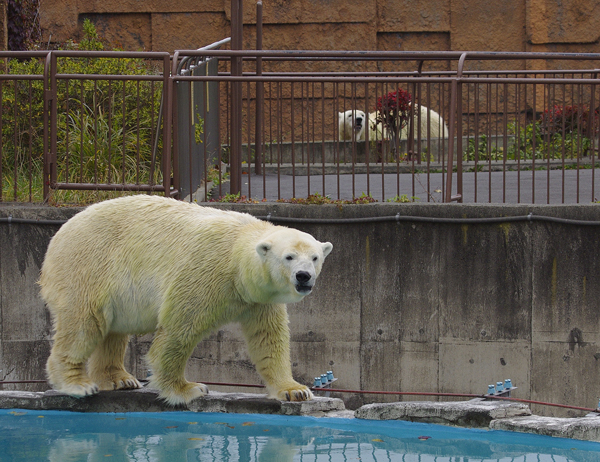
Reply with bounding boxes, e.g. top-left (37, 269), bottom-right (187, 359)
top-left (312, 256), bottom-right (318, 262)
top-left (285, 255), bottom-right (294, 261)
